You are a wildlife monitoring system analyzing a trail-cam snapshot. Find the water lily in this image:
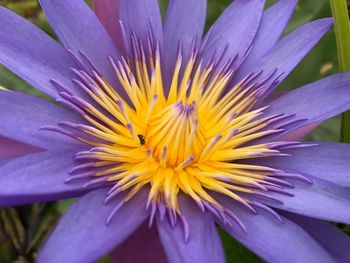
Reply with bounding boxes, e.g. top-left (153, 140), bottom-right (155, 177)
top-left (0, 0), bottom-right (350, 262)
